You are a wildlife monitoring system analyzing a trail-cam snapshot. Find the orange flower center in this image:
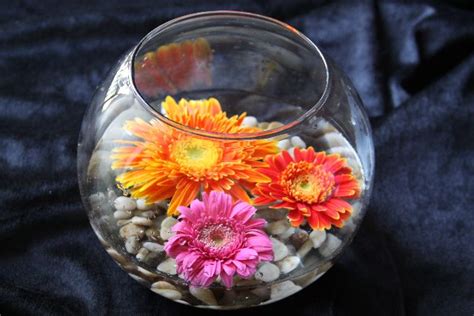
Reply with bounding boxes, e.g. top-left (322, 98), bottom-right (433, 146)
top-left (170, 137), bottom-right (221, 179)
top-left (281, 161), bottom-right (335, 204)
